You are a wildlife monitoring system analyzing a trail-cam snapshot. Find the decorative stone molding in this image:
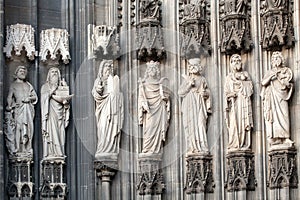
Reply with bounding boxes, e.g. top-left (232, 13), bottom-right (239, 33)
top-left (179, 0), bottom-right (211, 57)
top-left (39, 28), bottom-right (71, 64)
top-left (94, 160), bottom-right (118, 180)
top-left (88, 25), bottom-right (120, 59)
top-left (3, 24), bottom-right (36, 60)
top-left (40, 159), bottom-right (67, 199)
top-left (268, 148), bottom-right (298, 189)
top-left (260, 0), bottom-right (295, 50)
top-left (7, 157), bottom-right (34, 199)
top-left (219, 0), bottom-right (252, 54)
top-left (137, 154), bottom-right (165, 195)
top-left (136, 0), bottom-right (166, 61)
top-left (185, 154), bottom-right (214, 194)
top-left (225, 151), bottom-right (256, 192)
